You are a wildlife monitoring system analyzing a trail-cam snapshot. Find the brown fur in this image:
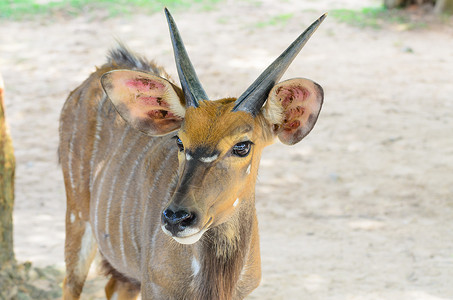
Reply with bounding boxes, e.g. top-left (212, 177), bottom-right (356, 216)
top-left (192, 206), bottom-right (259, 300)
top-left (102, 259), bottom-right (141, 299)
top-left (102, 259), bottom-right (141, 288)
